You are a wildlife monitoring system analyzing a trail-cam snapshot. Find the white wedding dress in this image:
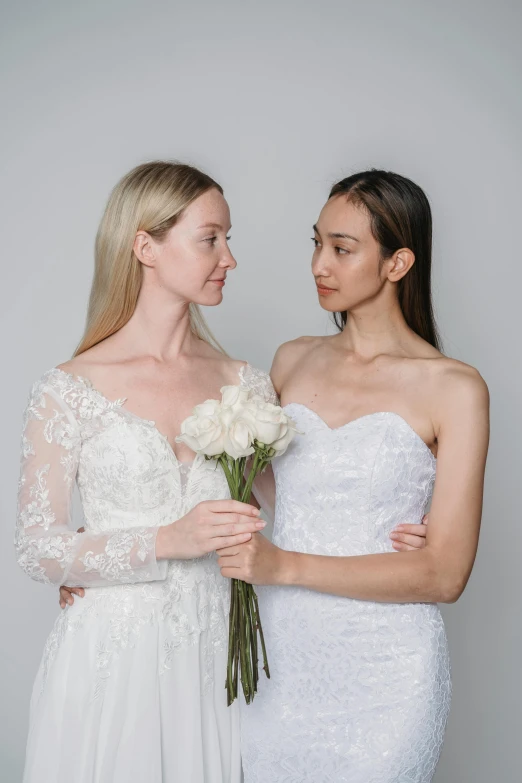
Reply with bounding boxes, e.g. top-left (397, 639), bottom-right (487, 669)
top-left (15, 363), bottom-right (277, 783)
top-left (240, 404), bottom-right (452, 783)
